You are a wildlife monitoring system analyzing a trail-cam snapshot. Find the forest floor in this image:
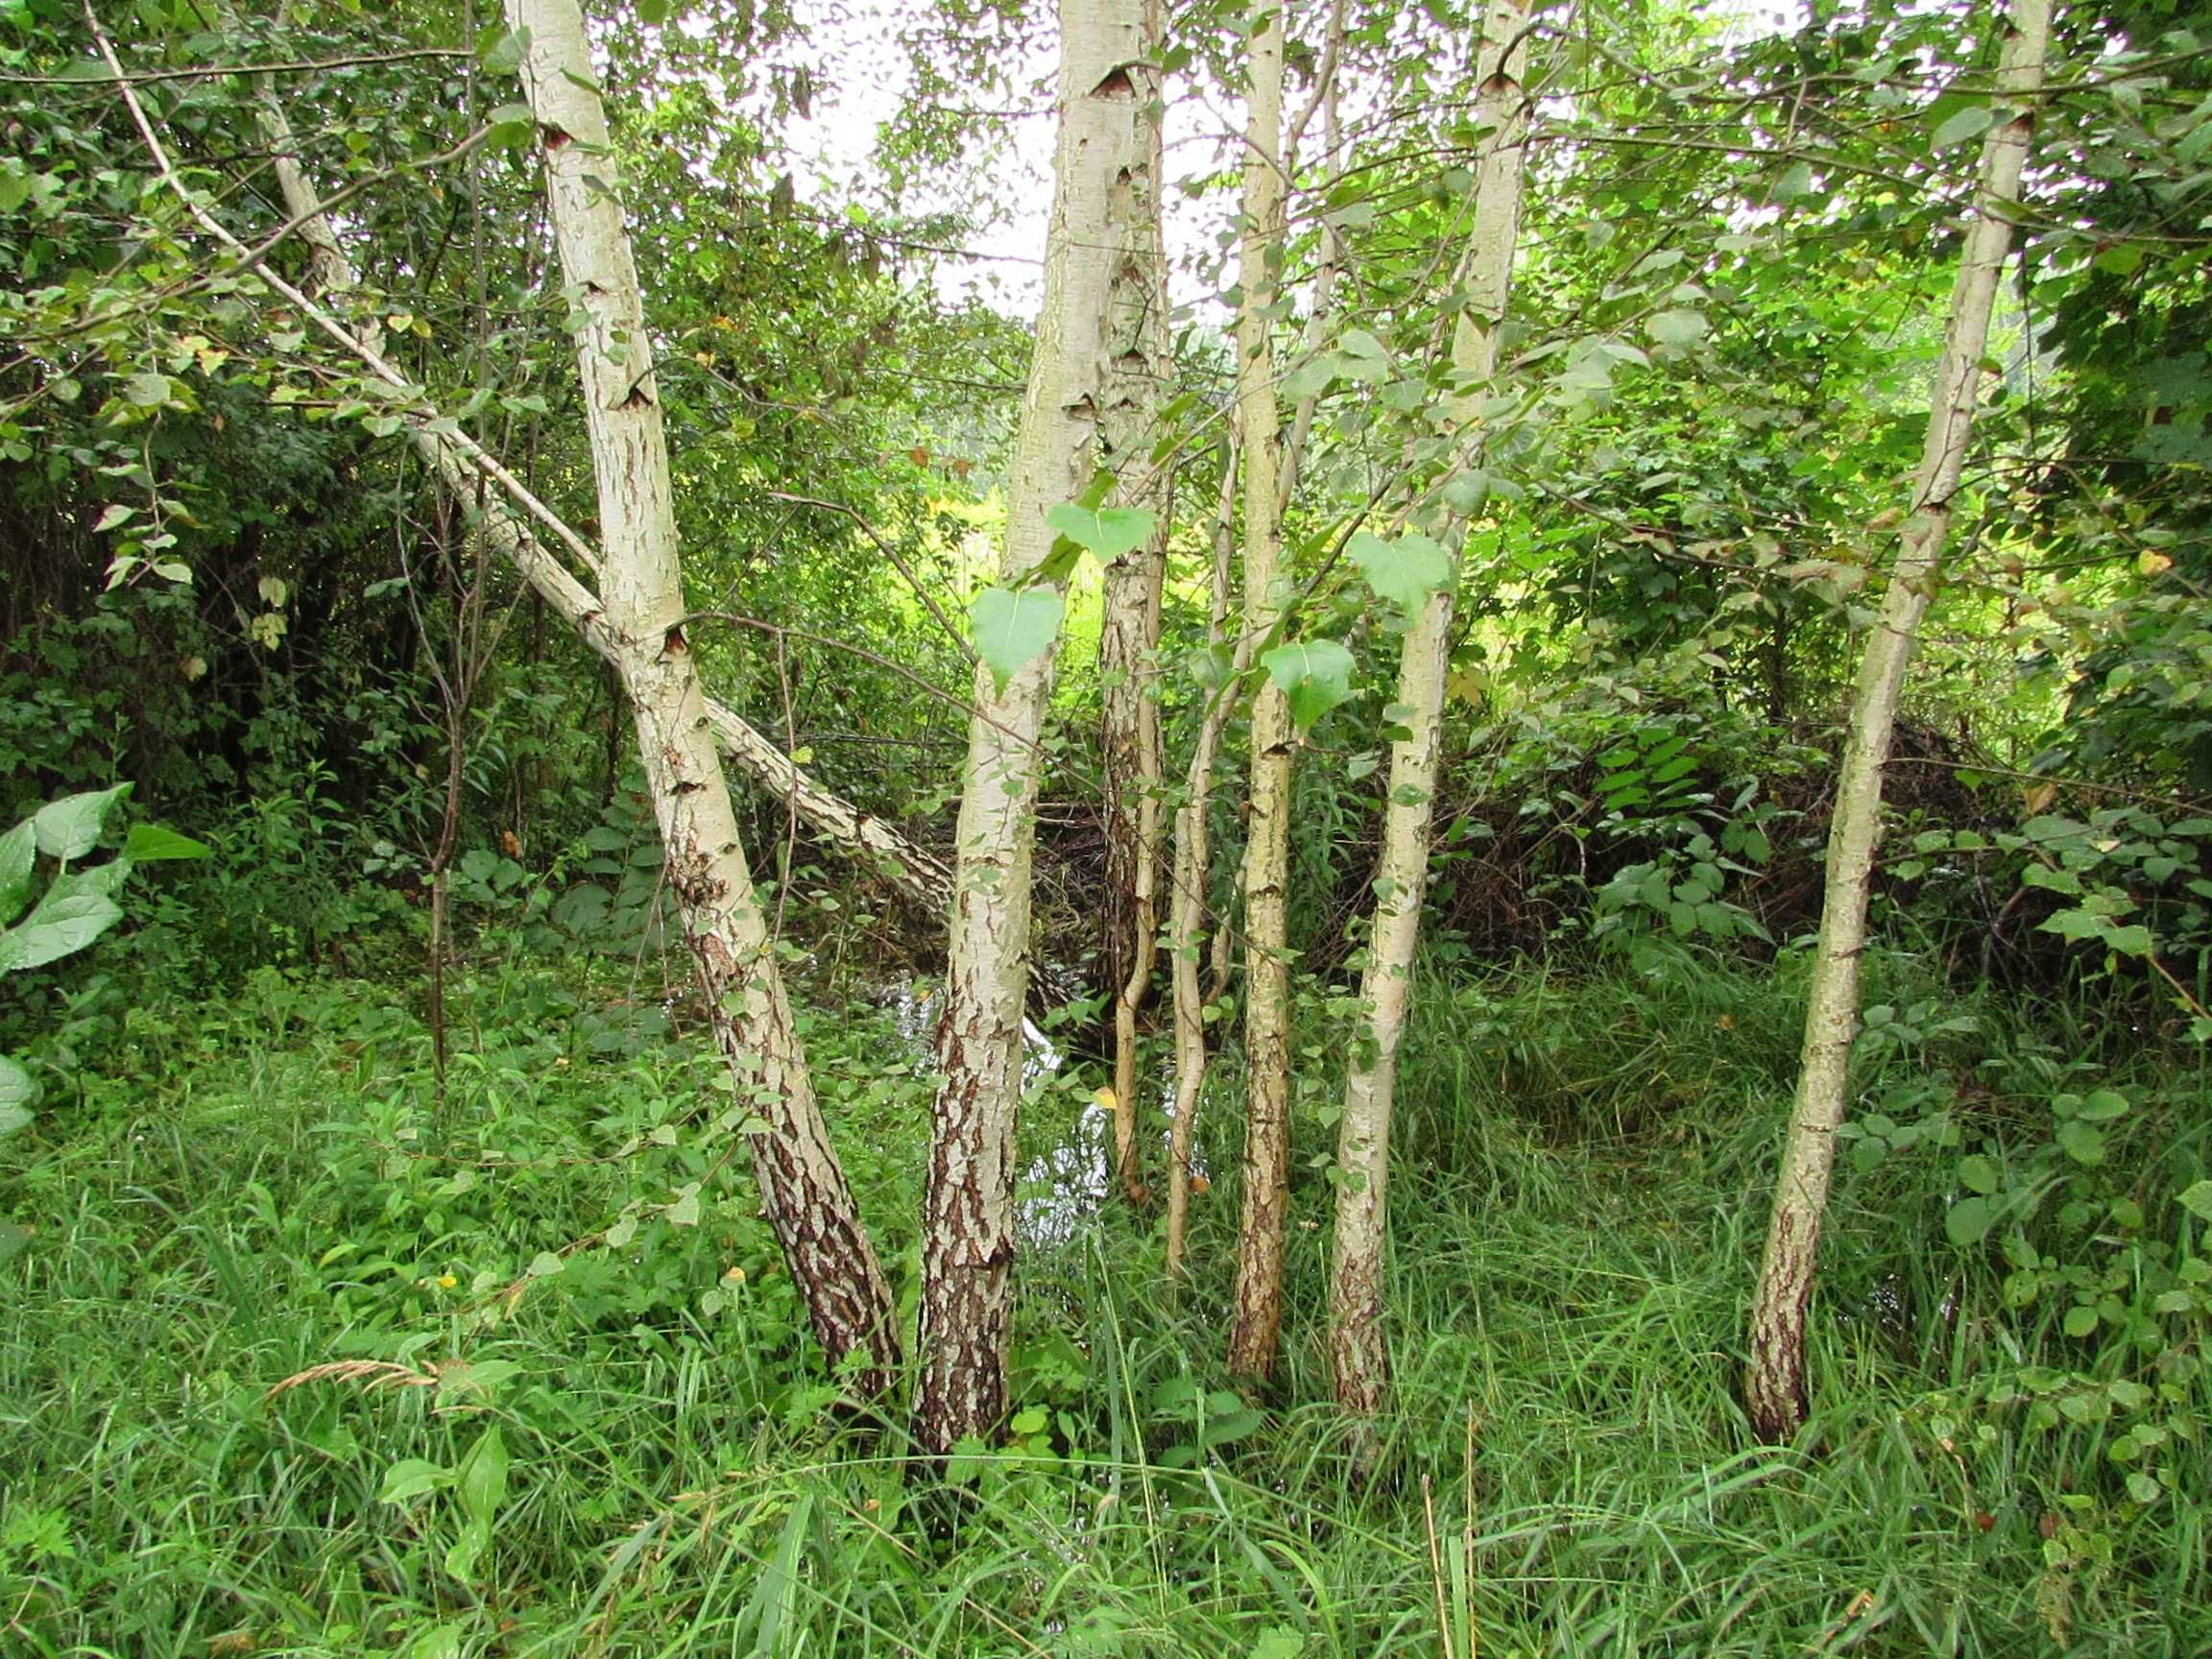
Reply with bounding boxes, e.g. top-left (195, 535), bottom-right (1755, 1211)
top-left (2, 944), bottom-right (2205, 1657)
